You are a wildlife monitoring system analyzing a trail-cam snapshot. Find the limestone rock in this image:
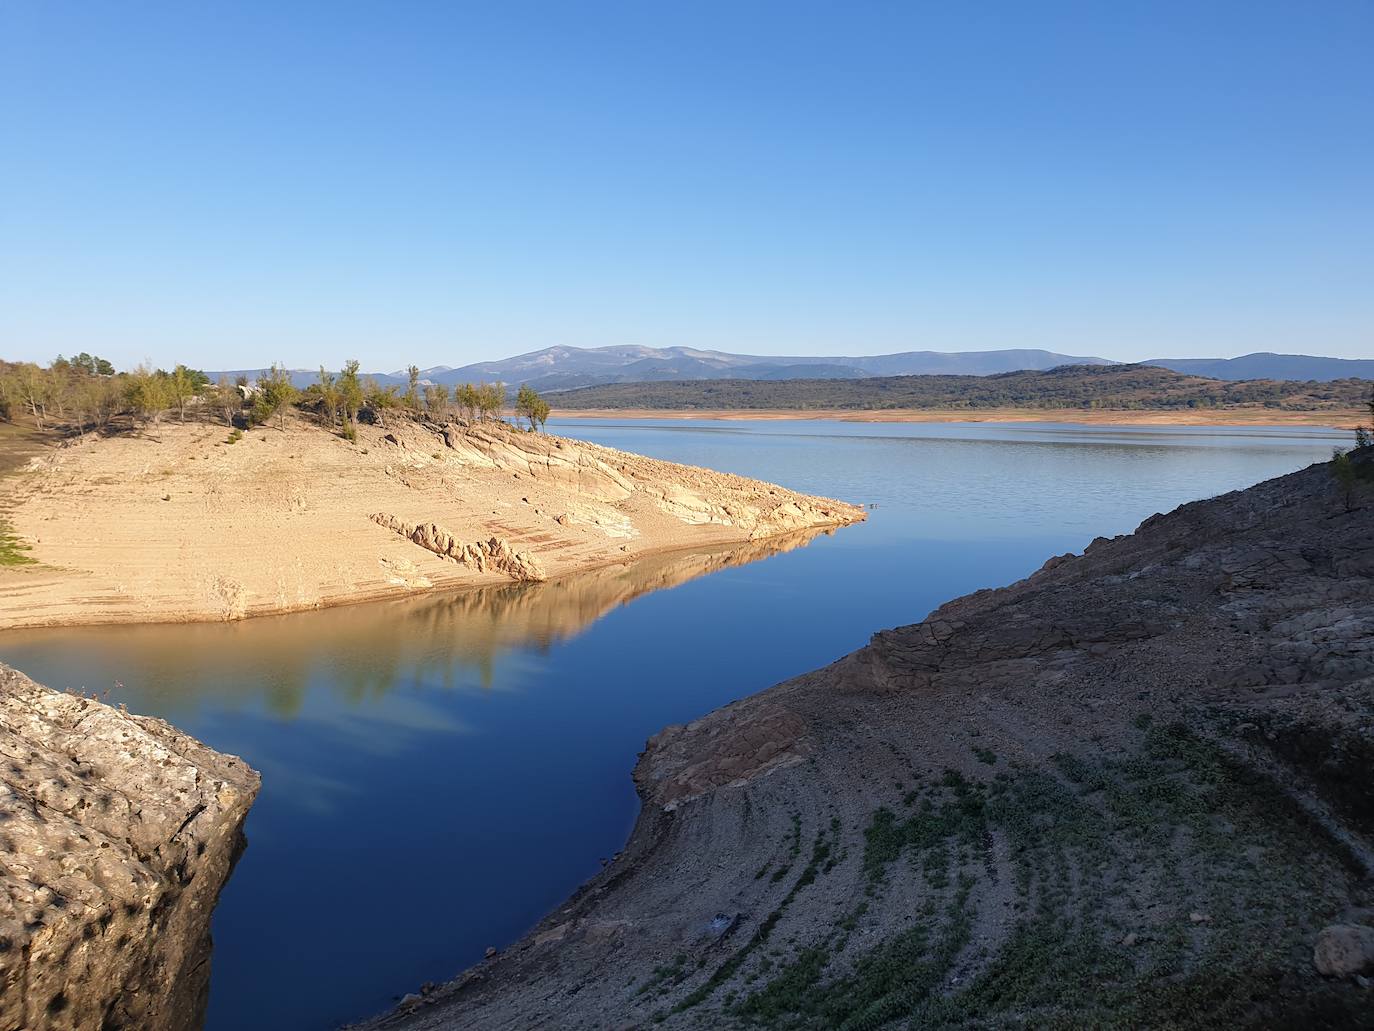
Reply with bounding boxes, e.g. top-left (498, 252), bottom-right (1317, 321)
top-left (0, 663), bottom-right (260, 1031)
top-left (371, 513), bottom-right (547, 582)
